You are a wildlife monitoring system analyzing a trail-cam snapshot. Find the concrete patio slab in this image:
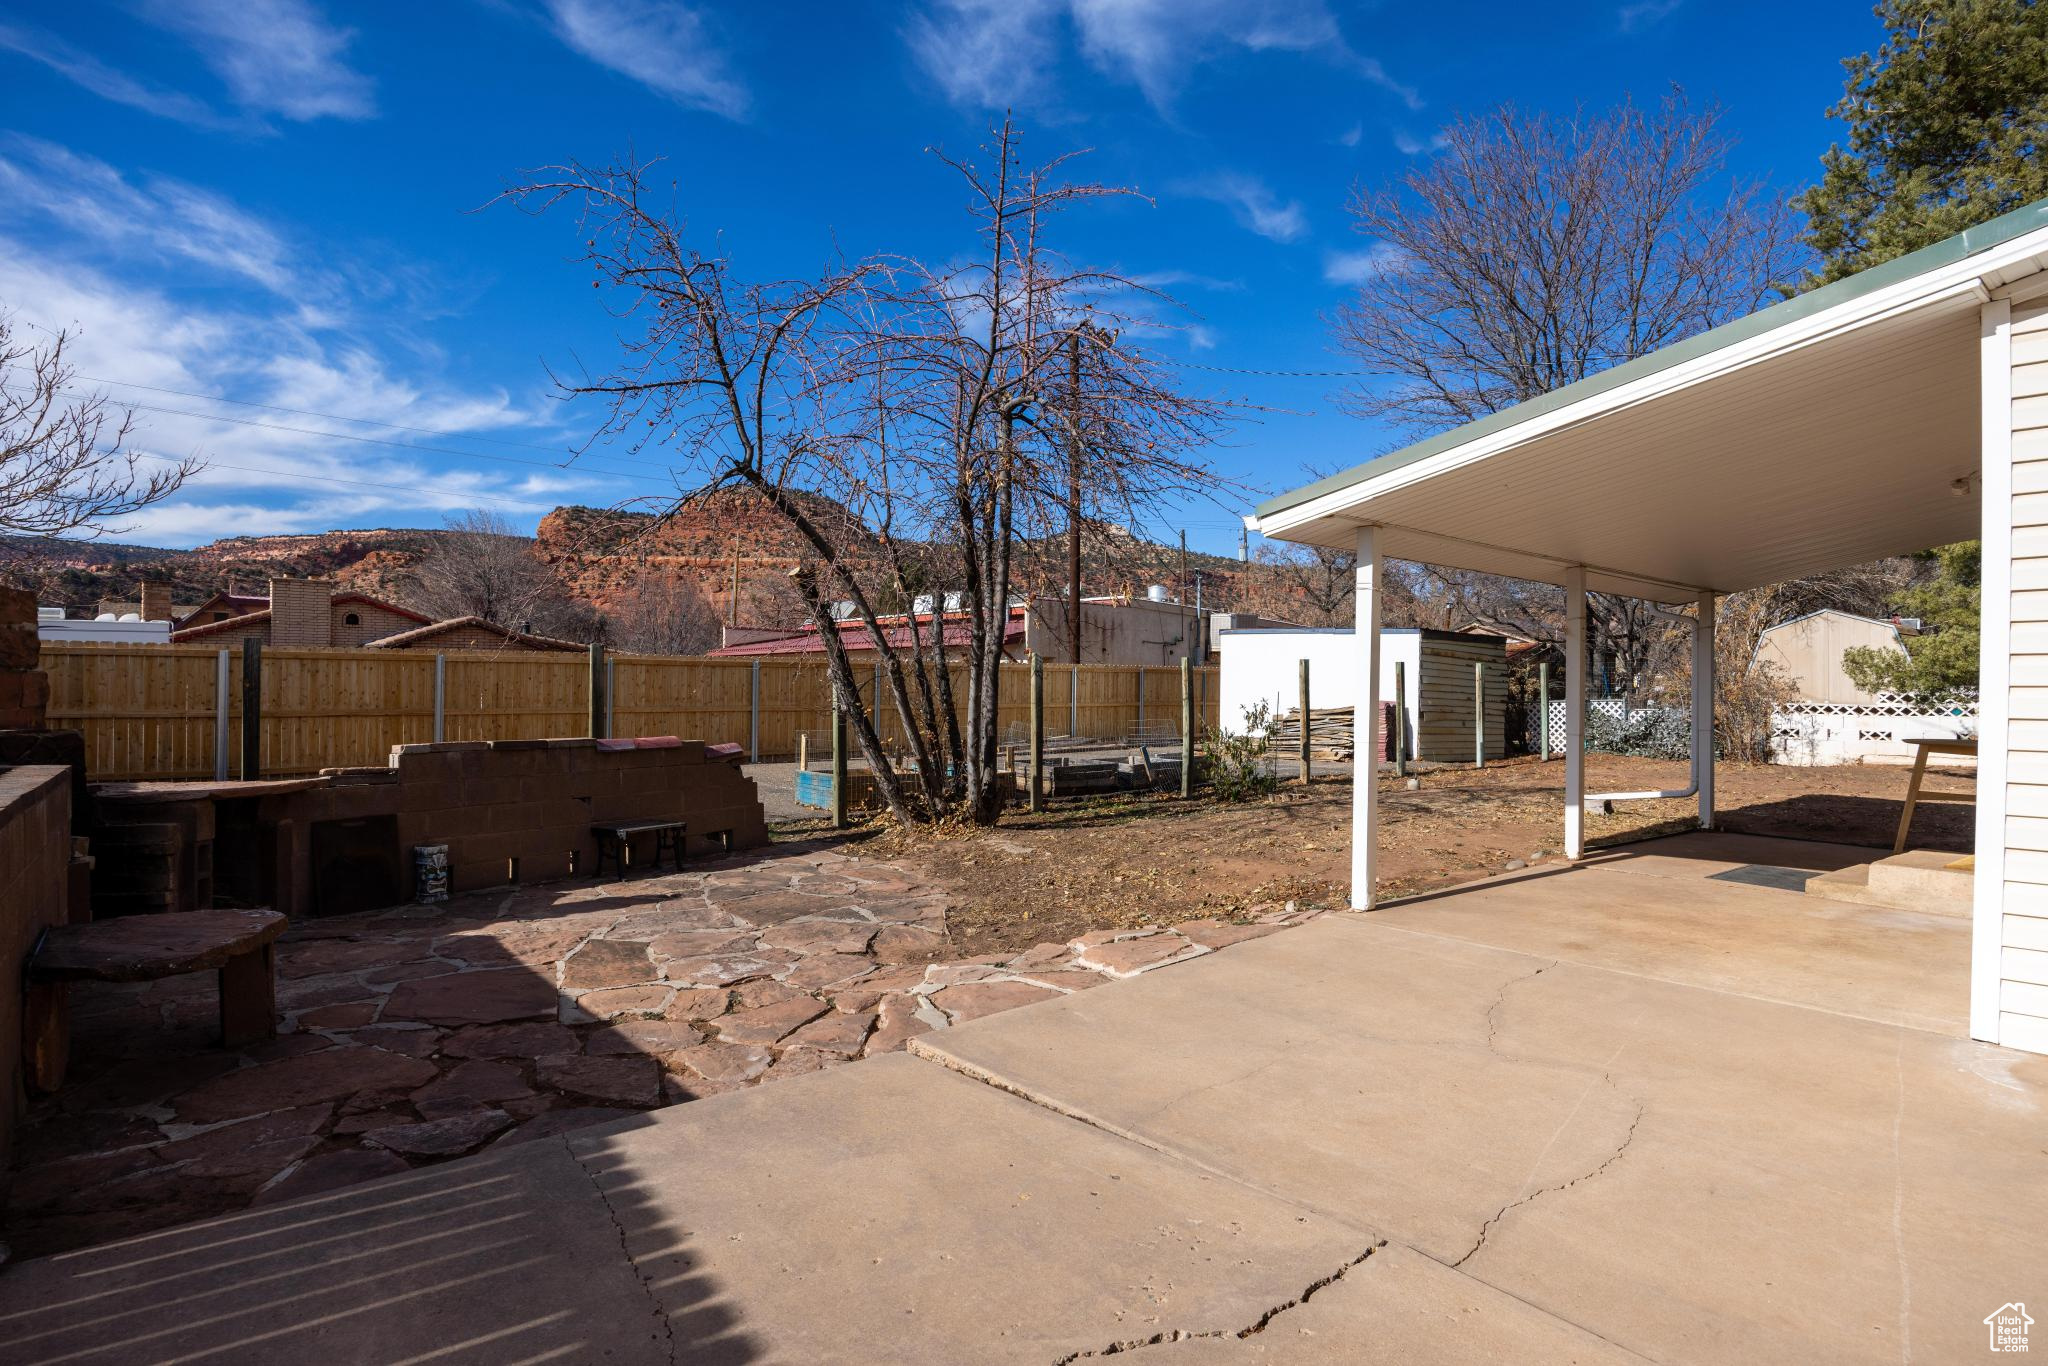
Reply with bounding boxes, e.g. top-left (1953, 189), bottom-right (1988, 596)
top-left (1379, 835), bottom-right (1970, 1034)
top-left (915, 882), bottom-right (2048, 1364)
top-left (5, 1056), bottom-right (1478, 1365)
